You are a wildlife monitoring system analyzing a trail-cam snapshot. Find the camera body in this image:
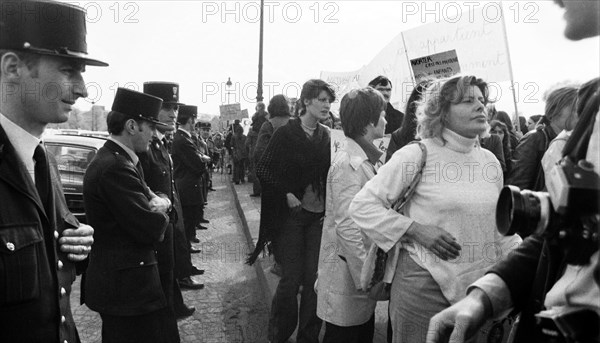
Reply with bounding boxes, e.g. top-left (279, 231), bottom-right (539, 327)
top-left (535, 306), bottom-right (600, 343)
top-left (496, 157), bottom-right (599, 264)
